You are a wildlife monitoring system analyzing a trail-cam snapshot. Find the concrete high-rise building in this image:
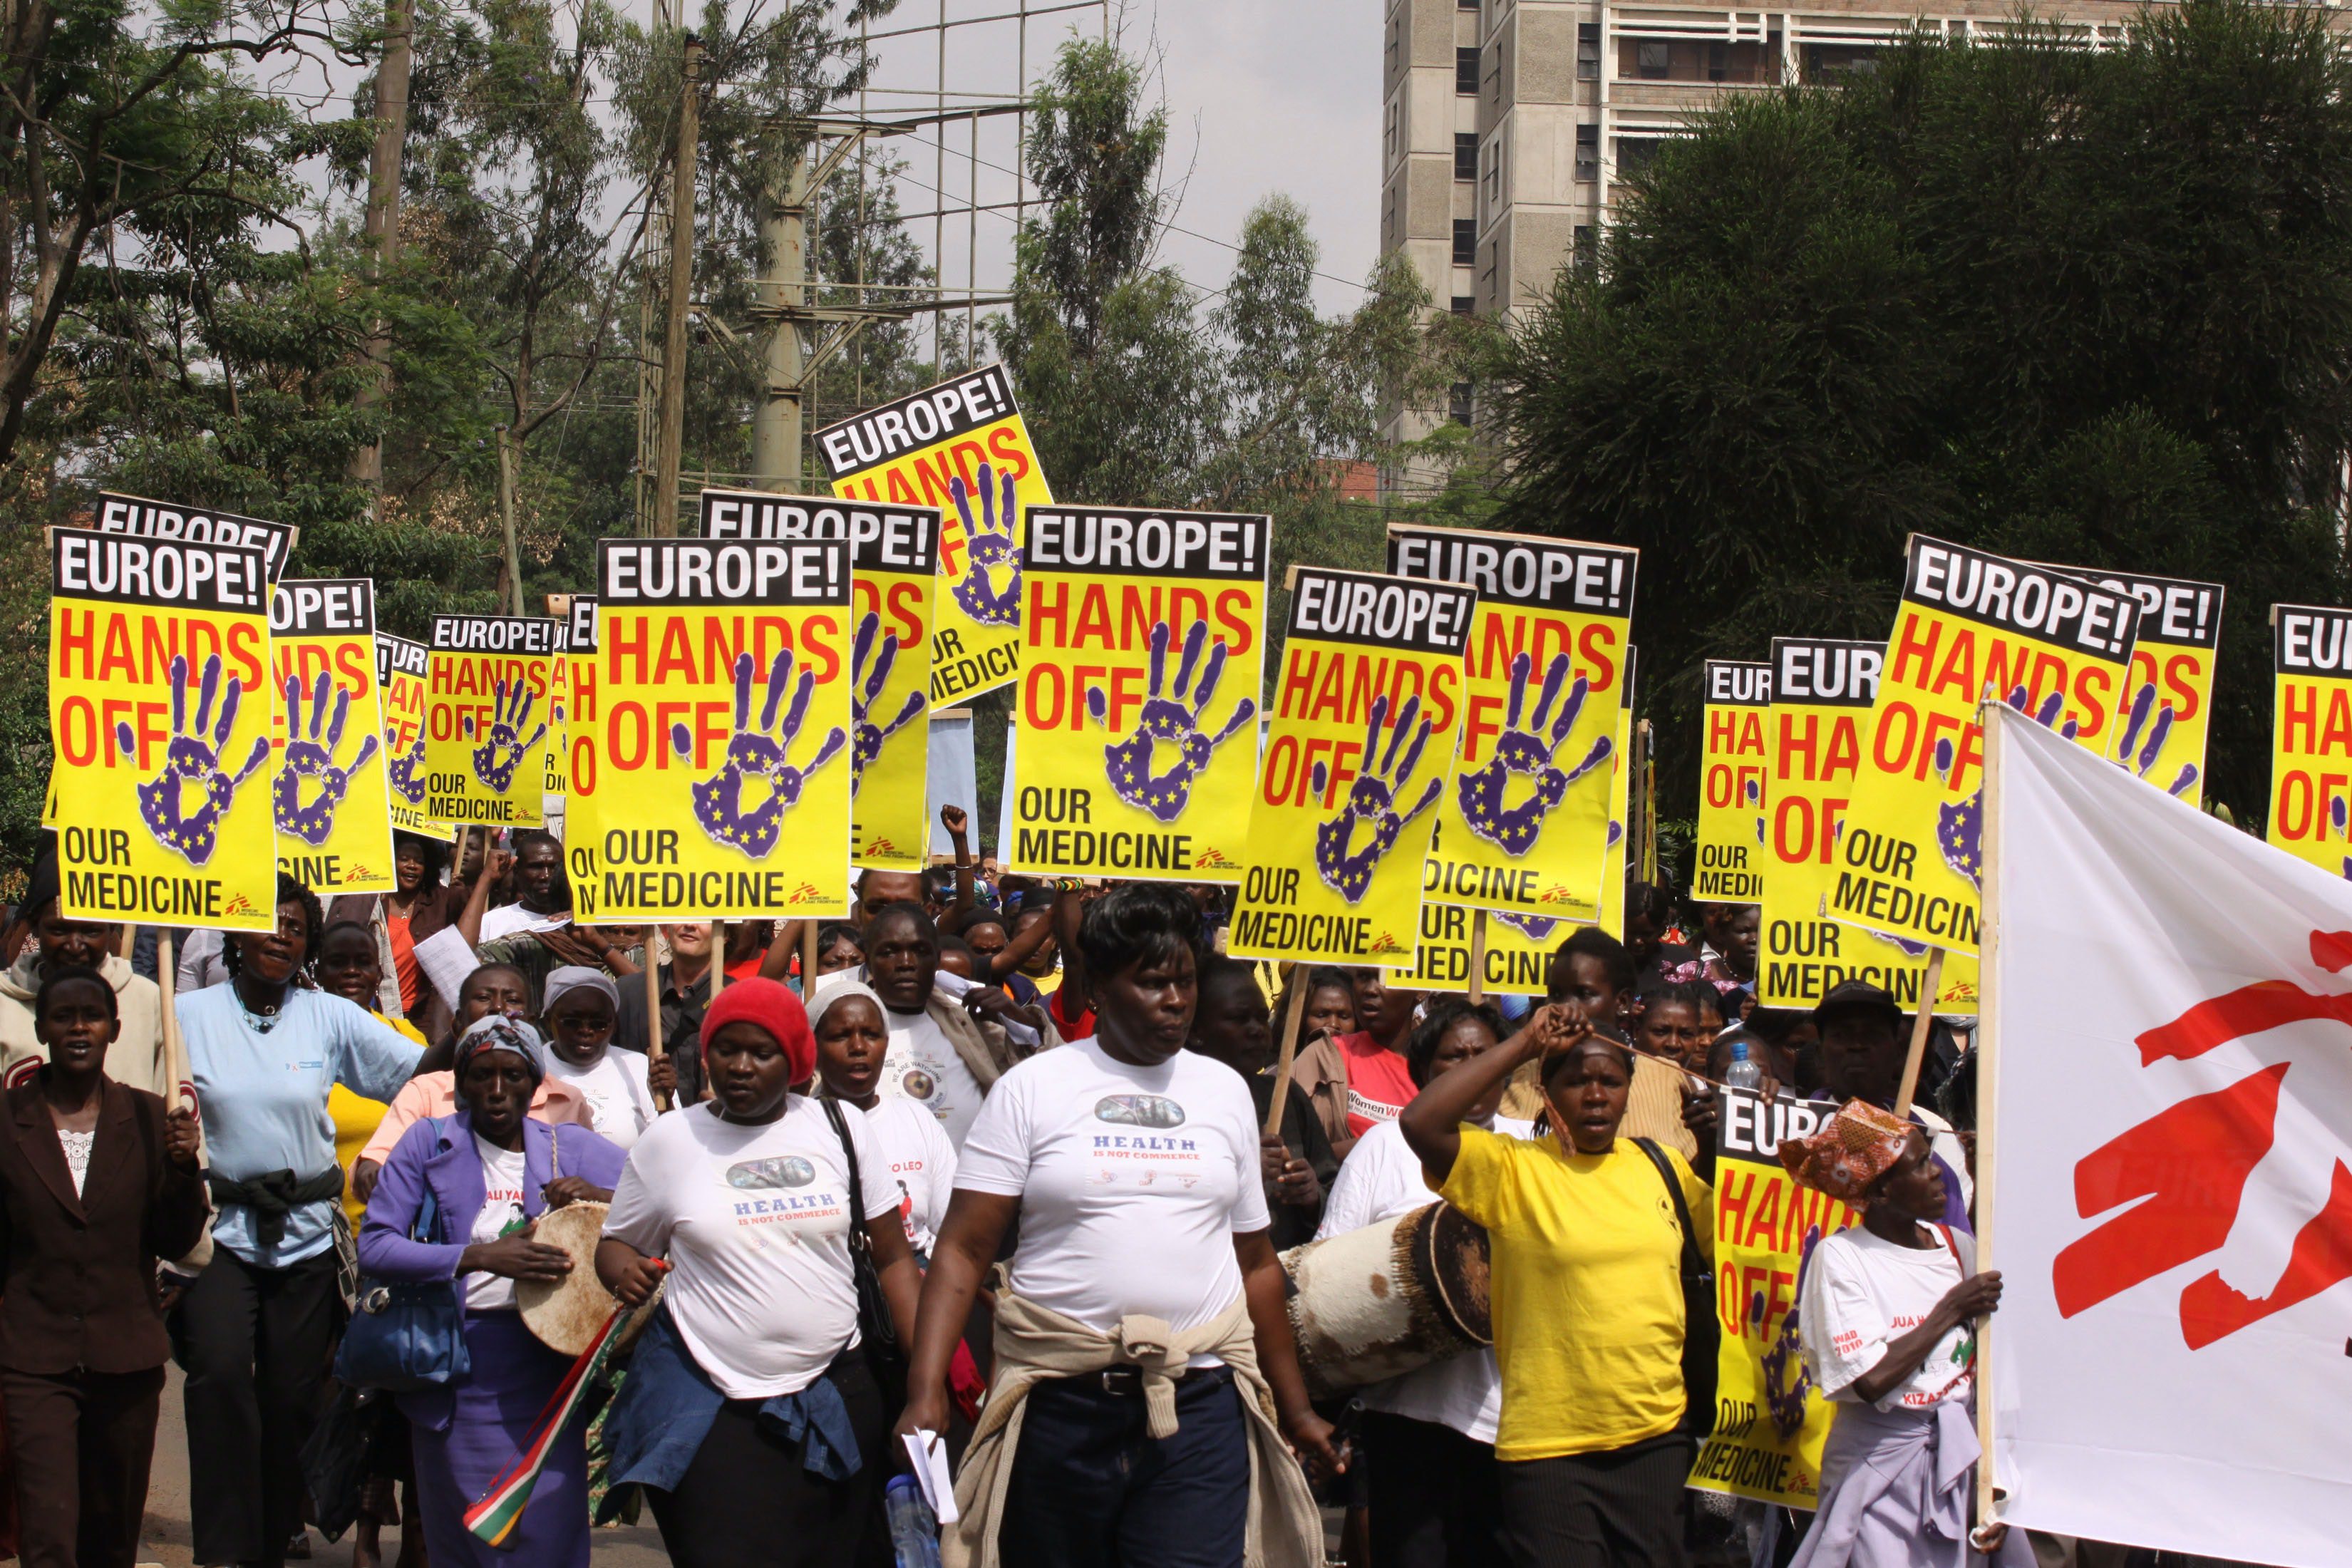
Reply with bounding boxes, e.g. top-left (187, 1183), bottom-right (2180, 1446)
top-left (1379, 0), bottom-right (2142, 455)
